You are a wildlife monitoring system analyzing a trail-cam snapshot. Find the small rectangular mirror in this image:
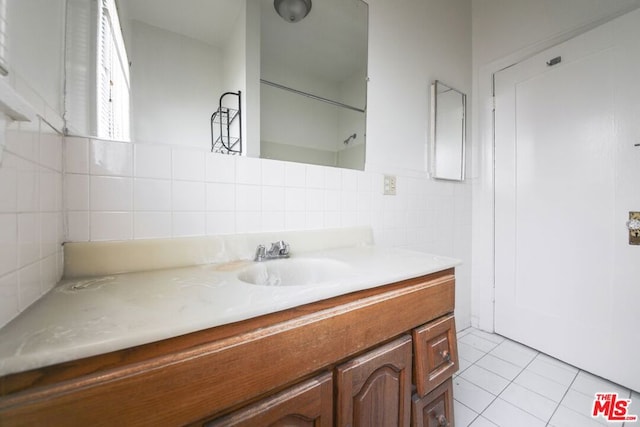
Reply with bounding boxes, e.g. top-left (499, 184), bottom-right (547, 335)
top-left (430, 80), bottom-right (466, 181)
